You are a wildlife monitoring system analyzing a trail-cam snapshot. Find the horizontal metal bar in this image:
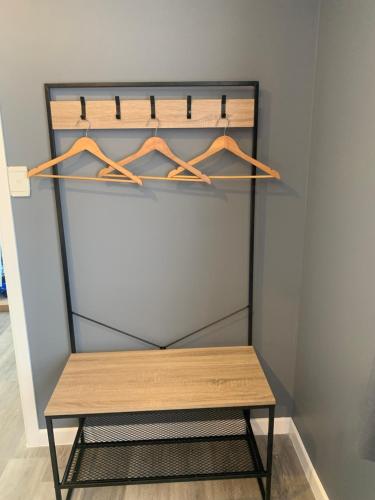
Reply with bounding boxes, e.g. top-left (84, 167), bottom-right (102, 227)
top-left (61, 470), bottom-right (268, 489)
top-left (48, 404), bottom-right (276, 420)
top-left (46, 81), bottom-right (259, 89)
